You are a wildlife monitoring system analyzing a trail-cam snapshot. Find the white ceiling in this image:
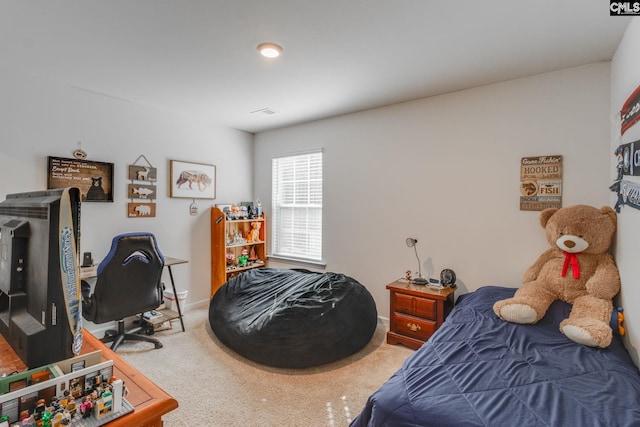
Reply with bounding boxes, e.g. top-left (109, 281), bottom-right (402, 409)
top-left (0, 1), bottom-right (631, 134)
